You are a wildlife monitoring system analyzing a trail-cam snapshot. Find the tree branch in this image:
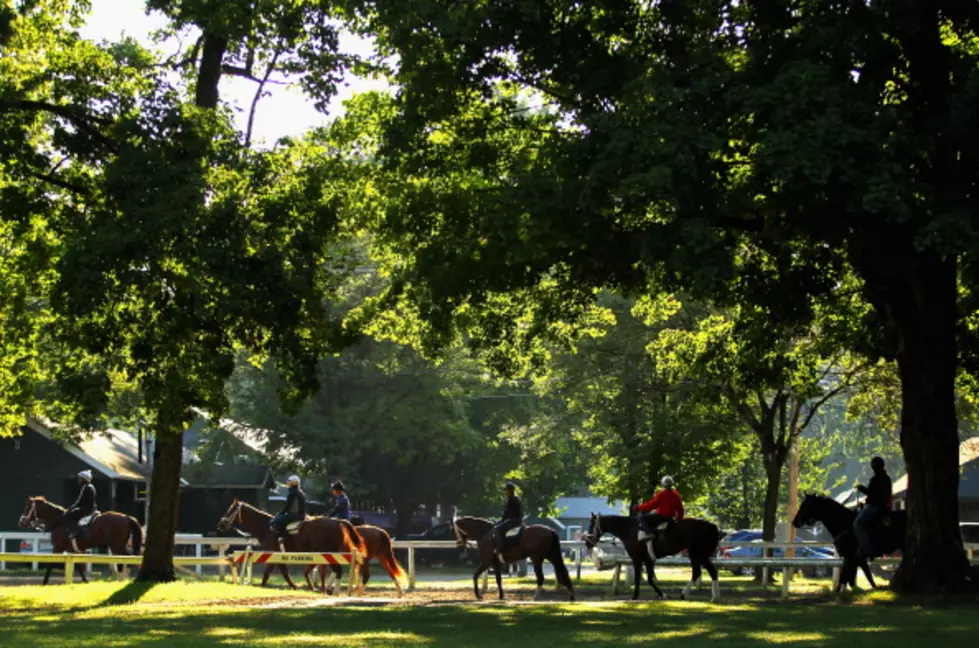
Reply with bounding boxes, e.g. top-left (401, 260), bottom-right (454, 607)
top-left (245, 48), bottom-right (282, 148)
top-left (28, 170), bottom-right (91, 196)
top-left (221, 64), bottom-right (288, 85)
top-left (2, 100), bottom-right (117, 151)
